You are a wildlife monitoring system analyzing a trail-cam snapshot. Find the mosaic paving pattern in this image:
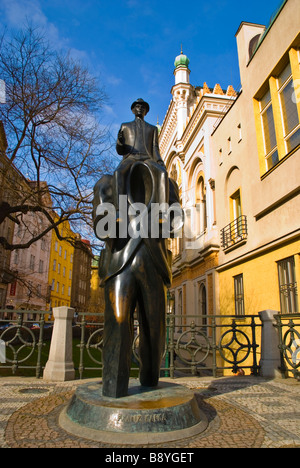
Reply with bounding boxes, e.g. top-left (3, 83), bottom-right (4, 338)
top-left (0, 376), bottom-right (299, 448)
